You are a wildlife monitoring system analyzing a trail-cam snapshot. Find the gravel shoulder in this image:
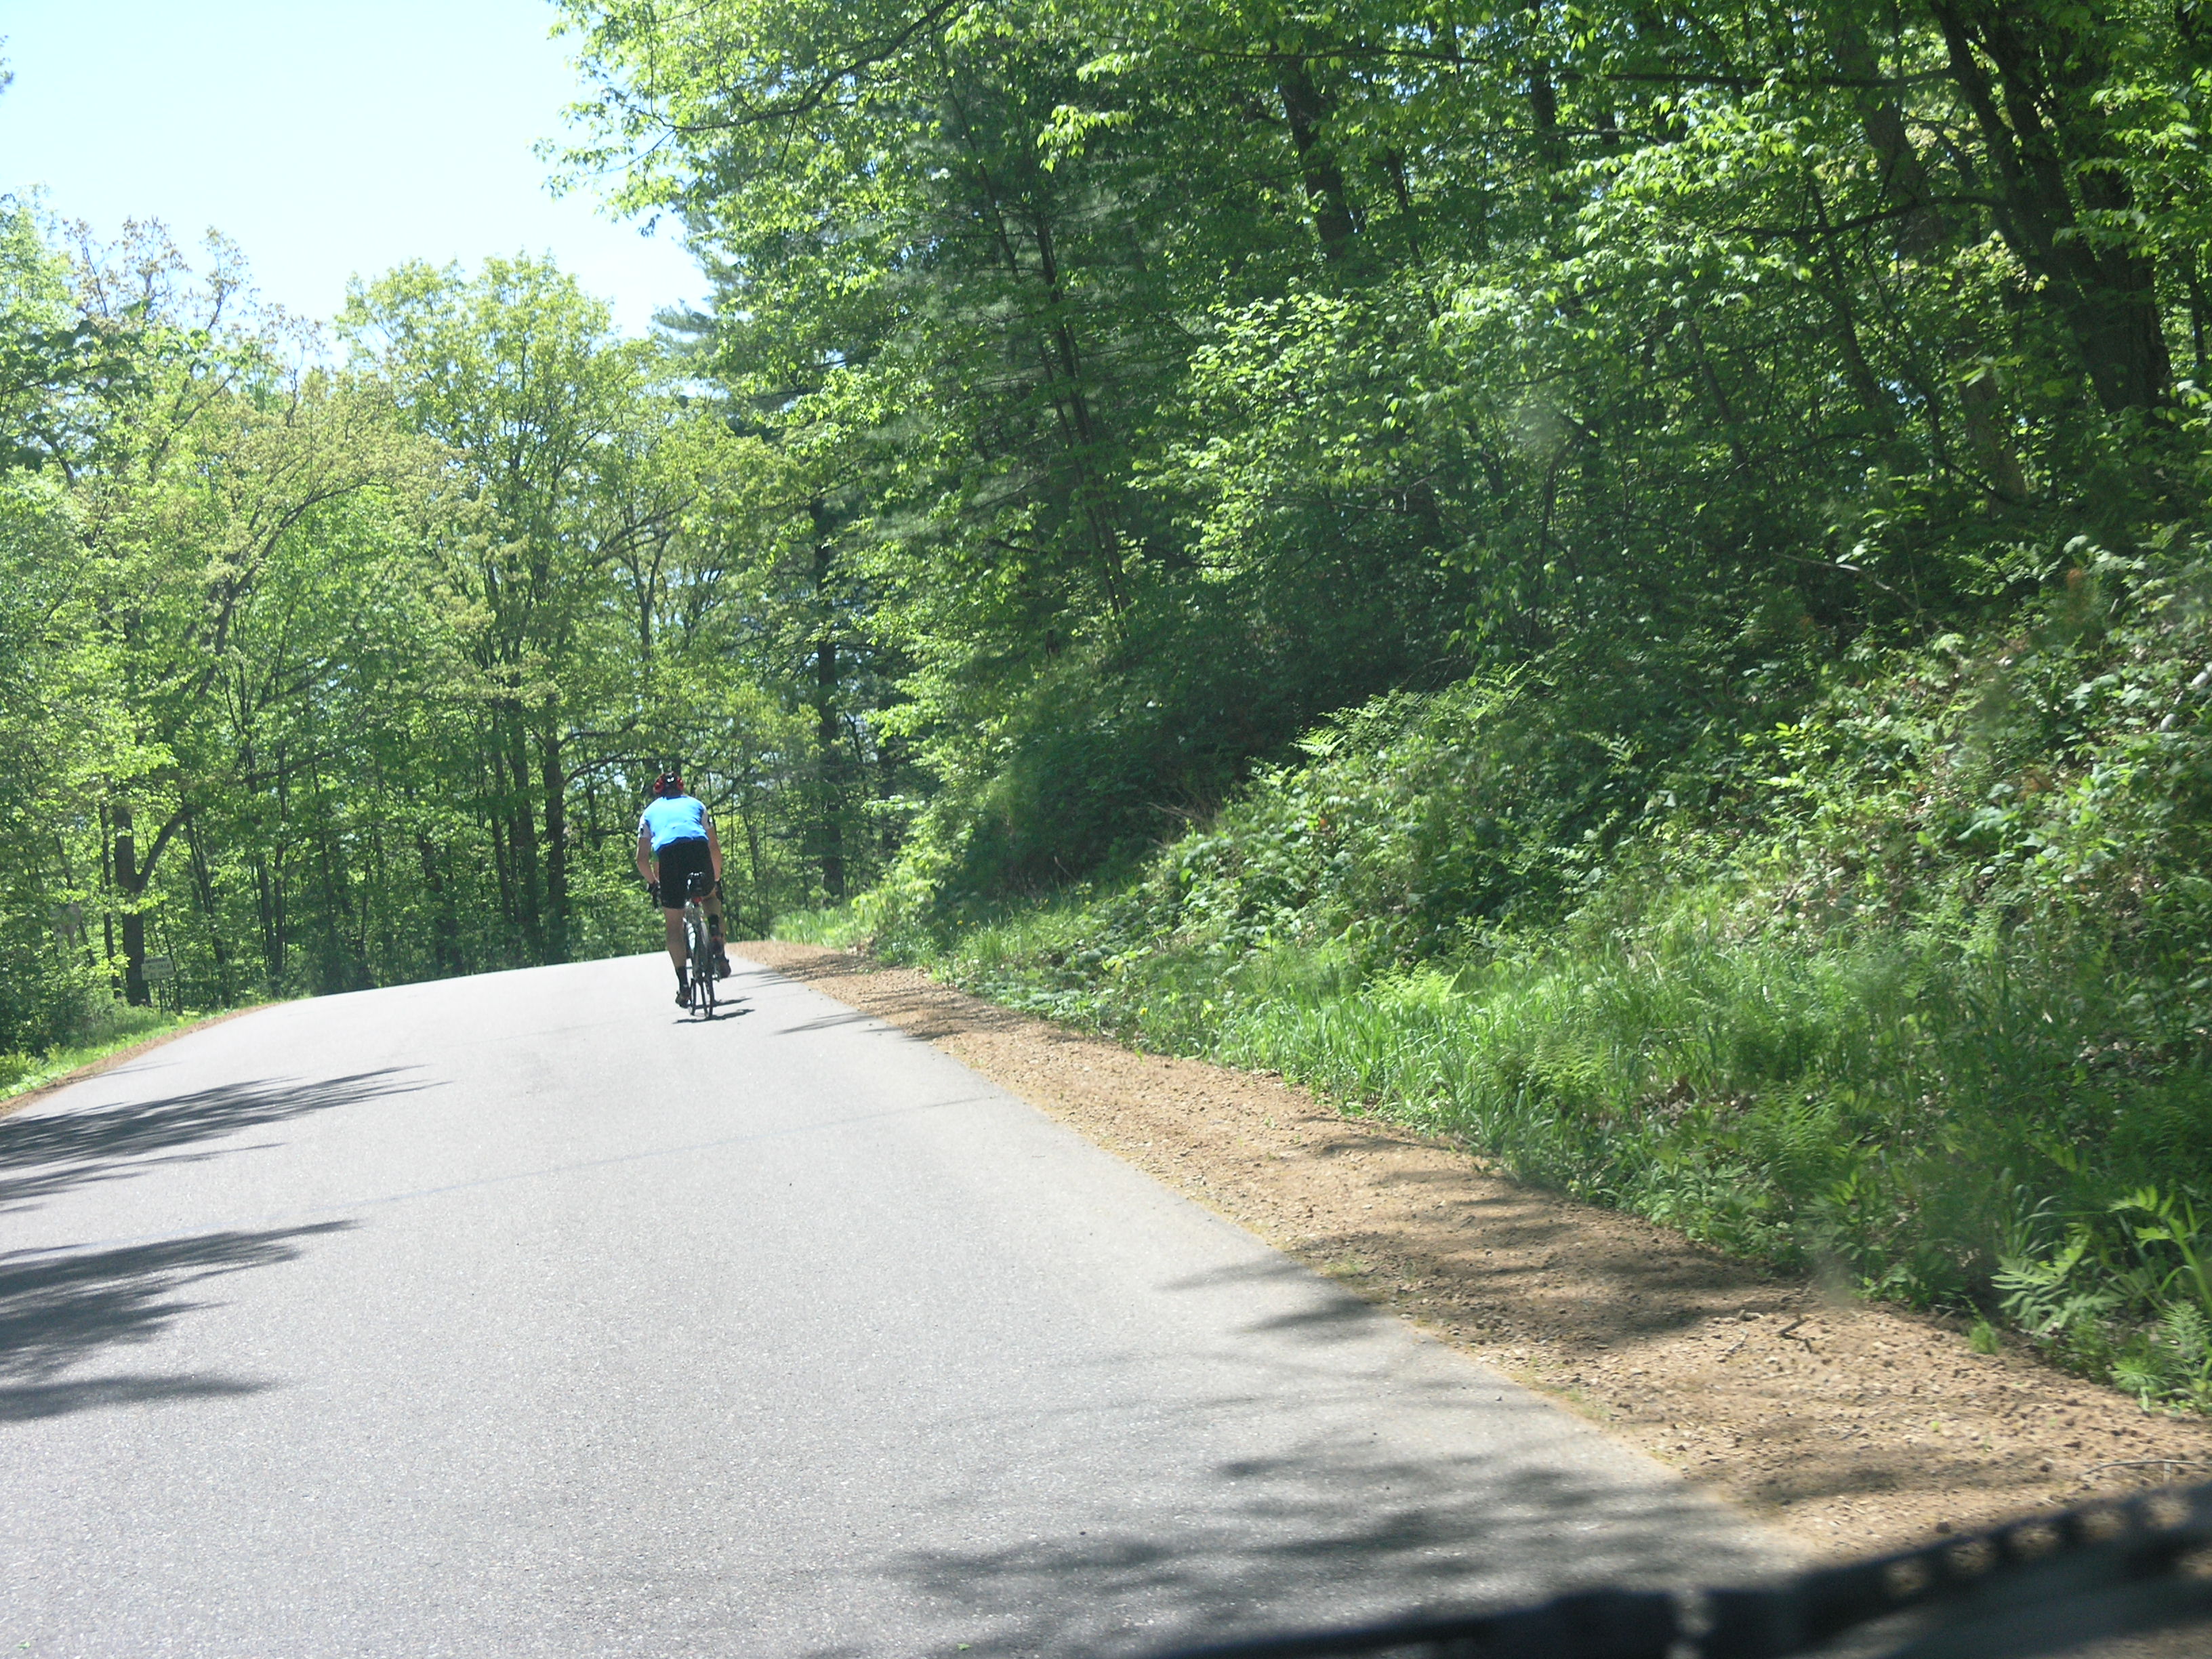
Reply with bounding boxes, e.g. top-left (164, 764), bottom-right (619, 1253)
top-left (737, 939), bottom-right (2212, 1560)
